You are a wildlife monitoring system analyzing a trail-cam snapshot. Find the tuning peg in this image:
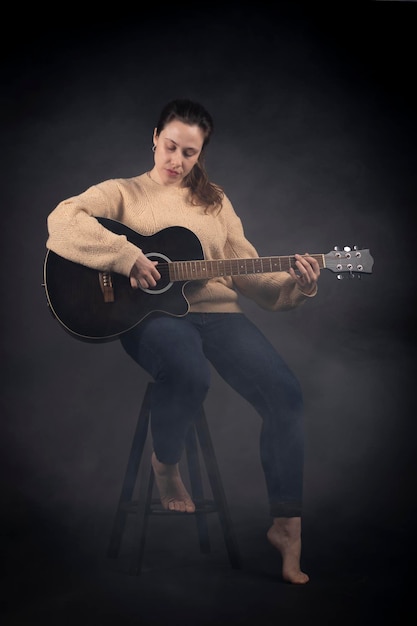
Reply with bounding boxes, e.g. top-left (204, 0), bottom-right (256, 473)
top-left (336, 274), bottom-right (344, 280)
top-left (334, 246), bottom-right (341, 251)
top-left (343, 246), bottom-right (351, 252)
